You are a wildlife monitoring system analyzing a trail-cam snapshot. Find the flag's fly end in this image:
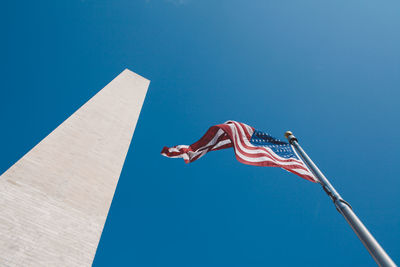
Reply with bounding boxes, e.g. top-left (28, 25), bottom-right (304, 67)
top-left (161, 146), bottom-right (191, 163)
